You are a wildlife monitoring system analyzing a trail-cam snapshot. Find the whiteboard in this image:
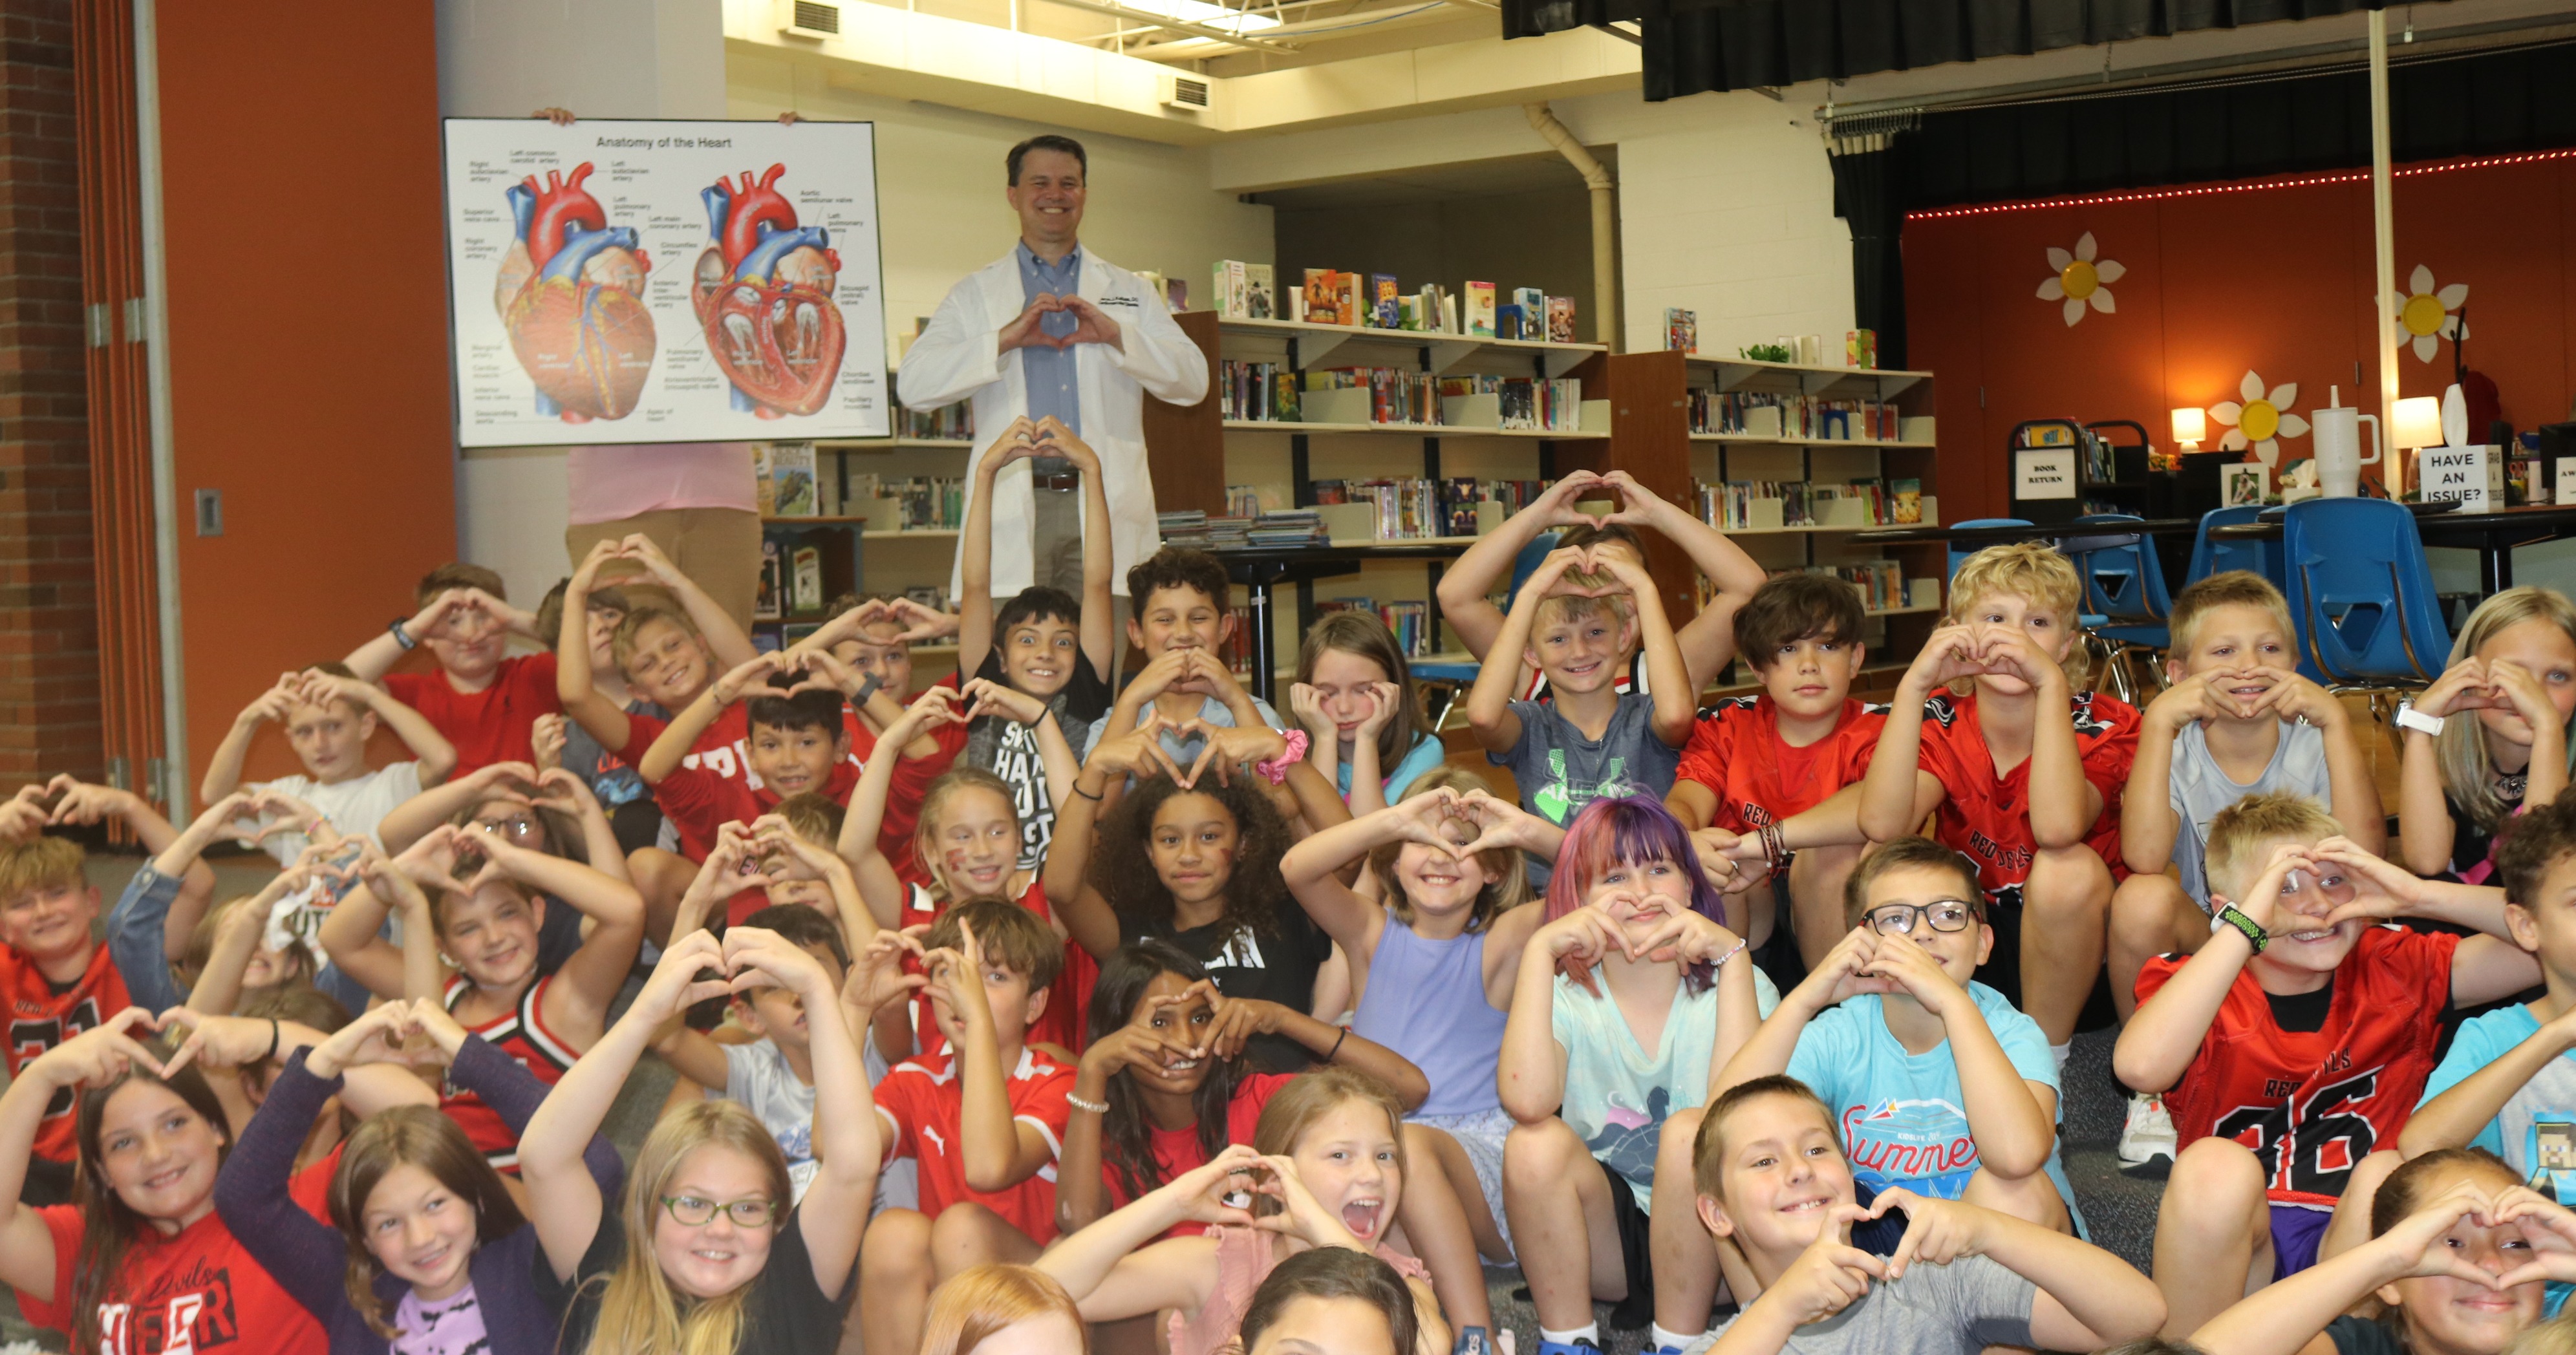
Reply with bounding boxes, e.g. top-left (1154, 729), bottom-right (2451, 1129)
top-left (442, 118), bottom-right (890, 448)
